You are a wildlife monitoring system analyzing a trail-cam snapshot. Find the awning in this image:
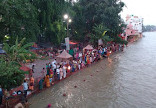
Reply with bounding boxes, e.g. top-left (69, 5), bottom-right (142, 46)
top-left (69, 41), bottom-right (77, 45)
